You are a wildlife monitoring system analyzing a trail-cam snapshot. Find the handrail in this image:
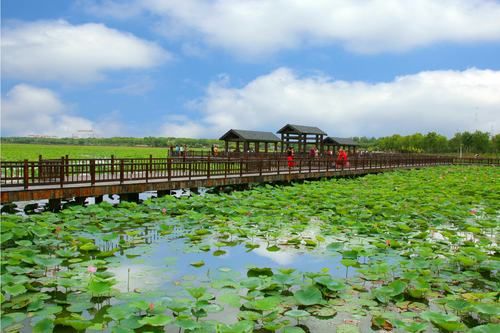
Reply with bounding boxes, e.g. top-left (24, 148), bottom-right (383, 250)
top-left (0, 155), bottom-right (496, 190)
